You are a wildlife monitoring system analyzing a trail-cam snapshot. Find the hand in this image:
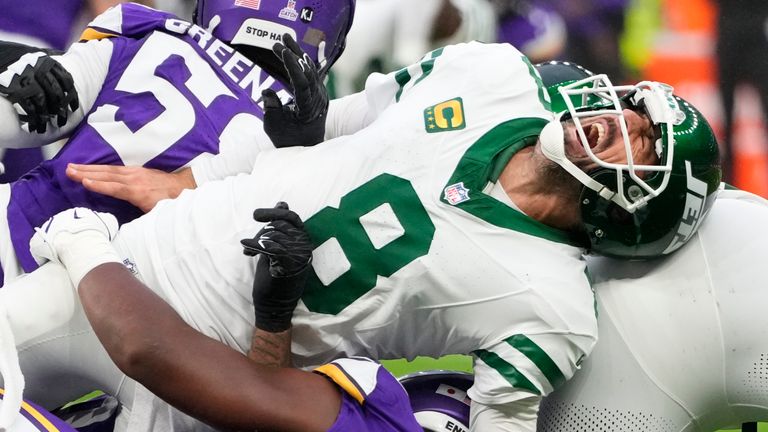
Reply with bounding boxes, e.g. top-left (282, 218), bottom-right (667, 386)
top-left (241, 202), bottom-right (313, 277)
top-left (30, 207), bottom-right (118, 266)
top-left (0, 52), bottom-right (79, 134)
top-left (240, 202), bottom-right (314, 332)
top-left (66, 164), bottom-right (197, 213)
top-left (262, 33), bottom-right (329, 148)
